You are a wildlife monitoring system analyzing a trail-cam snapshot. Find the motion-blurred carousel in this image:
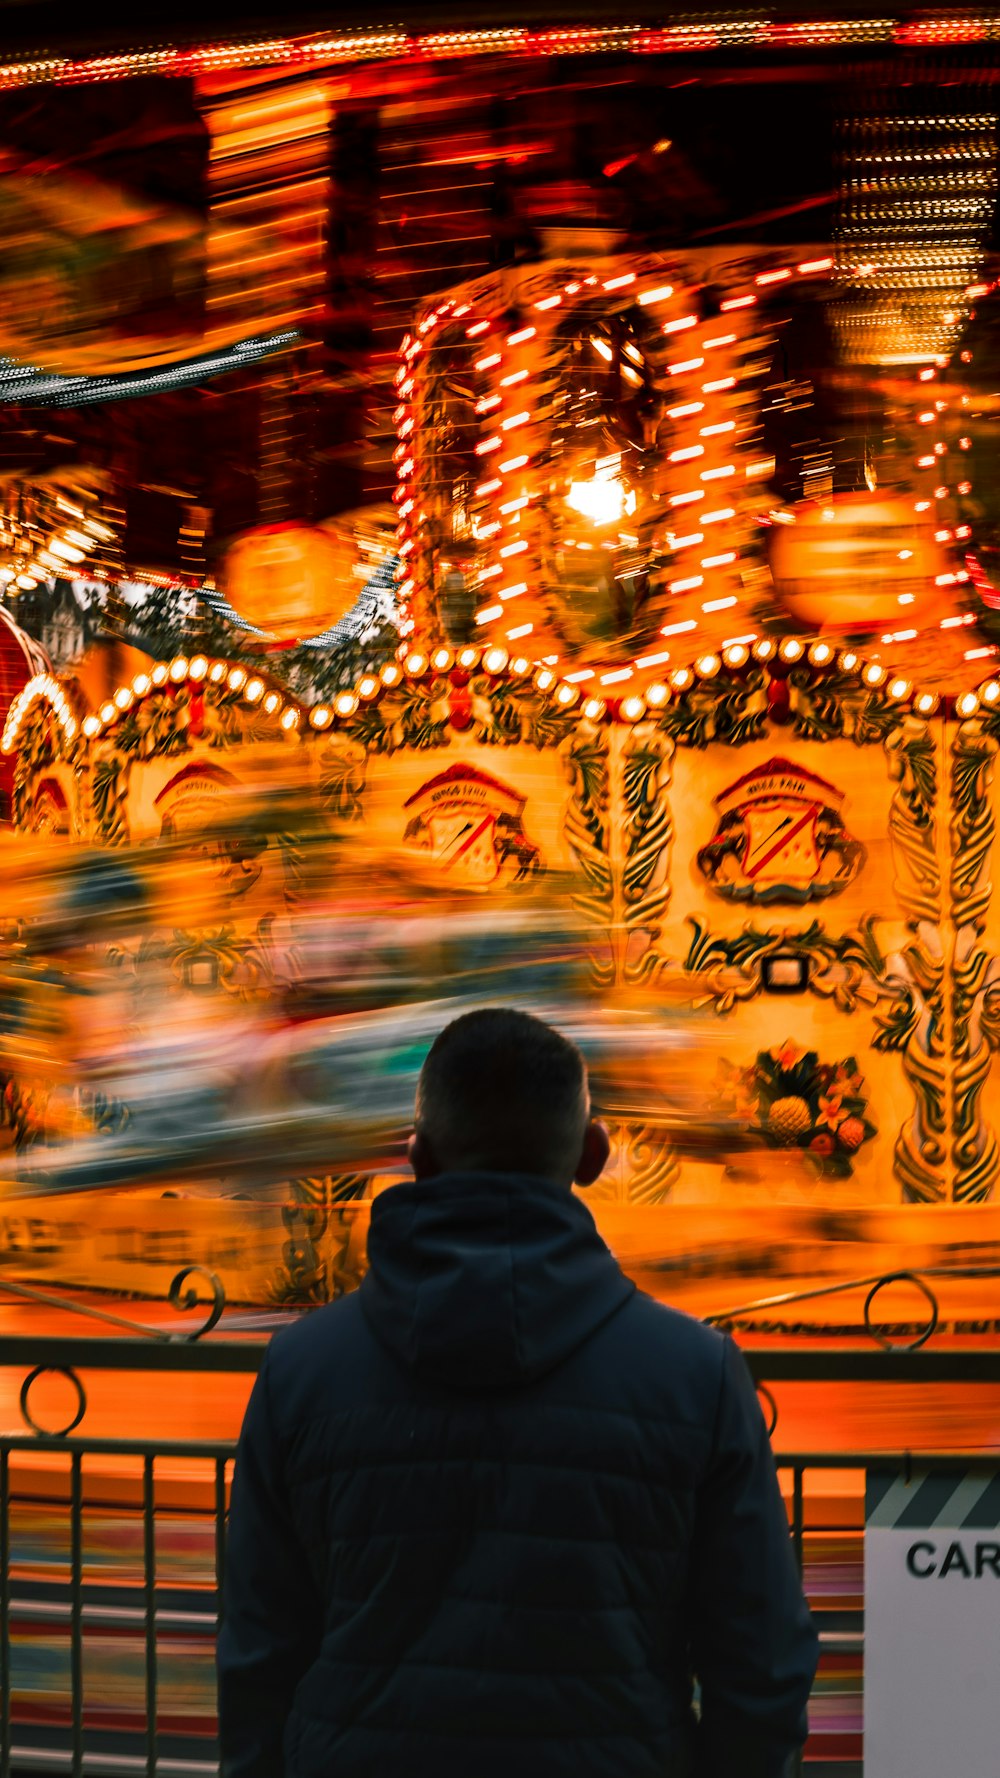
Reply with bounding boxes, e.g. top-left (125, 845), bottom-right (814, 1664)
top-left (5, 245), bottom-right (1000, 1325)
